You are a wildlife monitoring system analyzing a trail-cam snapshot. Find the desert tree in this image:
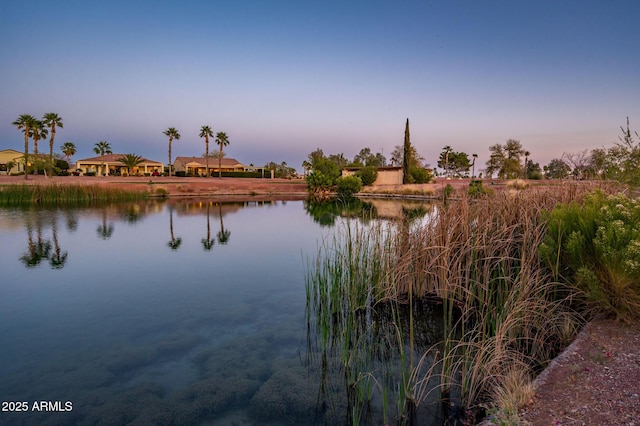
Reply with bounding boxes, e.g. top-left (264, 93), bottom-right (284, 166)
top-left (199, 125), bottom-right (214, 177)
top-left (61, 142), bottom-right (77, 165)
top-left (12, 114), bottom-right (37, 180)
top-left (43, 113), bottom-right (63, 176)
top-left (117, 153), bottom-right (144, 176)
top-left (93, 141), bottom-right (112, 176)
top-left (163, 127), bottom-right (180, 176)
top-left (215, 131), bottom-right (229, 178)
